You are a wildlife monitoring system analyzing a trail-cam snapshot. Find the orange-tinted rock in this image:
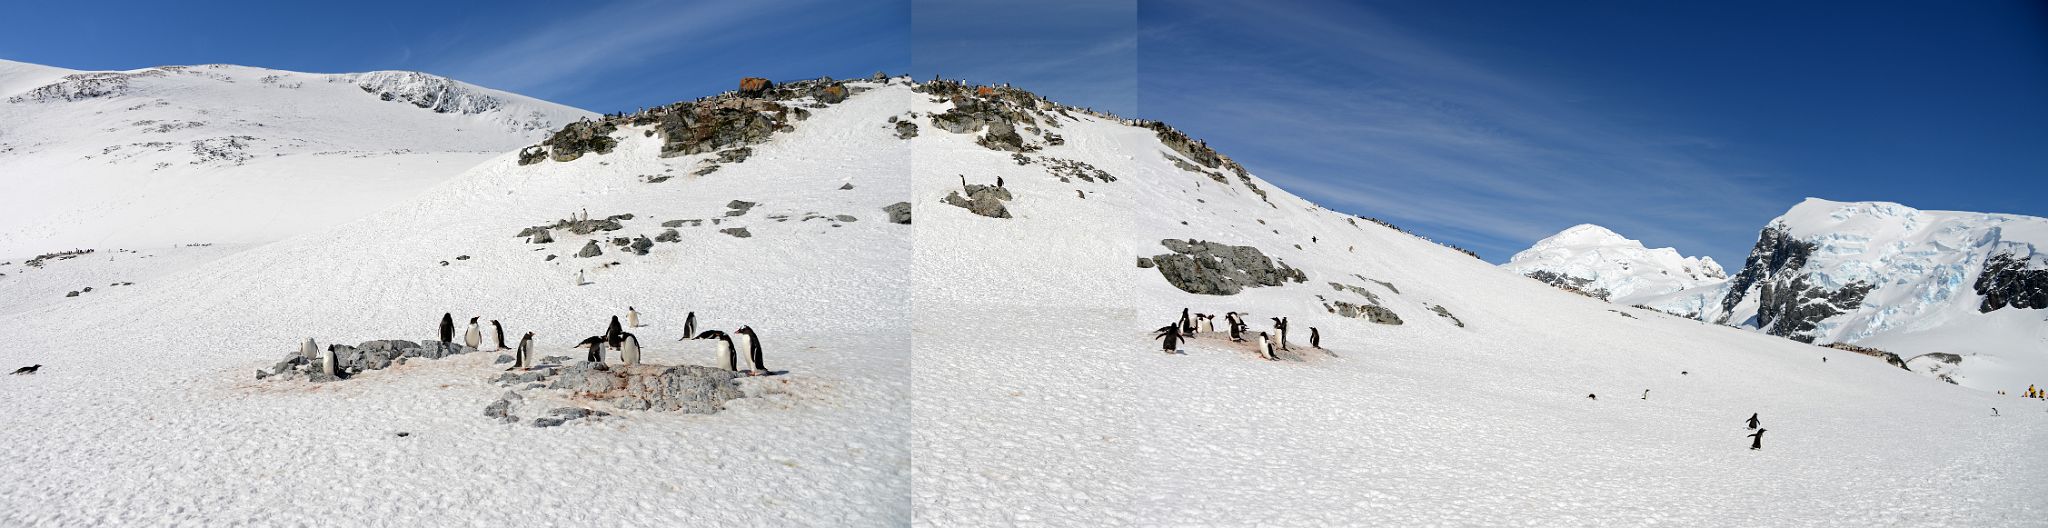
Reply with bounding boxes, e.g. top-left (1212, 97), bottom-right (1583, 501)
top-left (738, 77), bottom-right (773, 97)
